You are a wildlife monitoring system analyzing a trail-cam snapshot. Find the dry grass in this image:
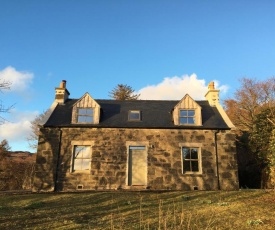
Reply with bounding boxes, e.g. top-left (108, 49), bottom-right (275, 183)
top-left (0, 190), bottom-right (275, 229)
